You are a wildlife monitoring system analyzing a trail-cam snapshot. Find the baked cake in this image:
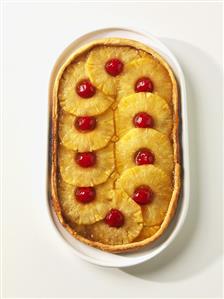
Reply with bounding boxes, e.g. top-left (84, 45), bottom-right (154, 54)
top-left (50, 38), bottom-right (181, 252)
